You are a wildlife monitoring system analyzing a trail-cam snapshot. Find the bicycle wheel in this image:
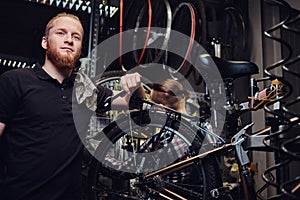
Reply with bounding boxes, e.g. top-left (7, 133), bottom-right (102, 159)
top-left (167, 1), bottom-right (197, 74)
top-left (132, 0), bottom-right (172, 65)
top-left (87, 110), bottom-right (223, 200)
top-left (222, 4), bottom-right (248, 60)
